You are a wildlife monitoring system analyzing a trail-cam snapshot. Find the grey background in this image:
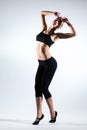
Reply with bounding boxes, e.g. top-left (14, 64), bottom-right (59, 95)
top-left (0, 0), bottom-right (87, 123)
